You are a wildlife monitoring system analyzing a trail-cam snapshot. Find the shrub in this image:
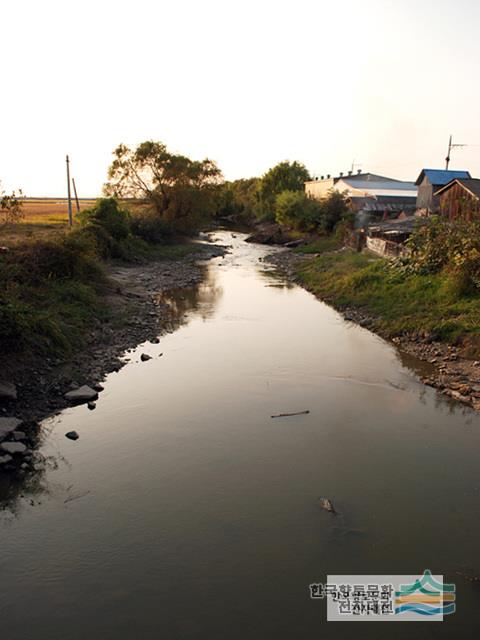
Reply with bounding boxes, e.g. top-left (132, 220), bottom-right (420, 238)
top-left (275, 190), bottom-right (323, 231)
top-left (406, 217), bottom-right (480, 293)
top-left (275, 189), bottom-right (349, 233)
top-left (78, 198), bottom-right (131, 240)
top-left (7, 235), bottom-right (104, 286)
top-left (130, 208), bottom-right (173, 243)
